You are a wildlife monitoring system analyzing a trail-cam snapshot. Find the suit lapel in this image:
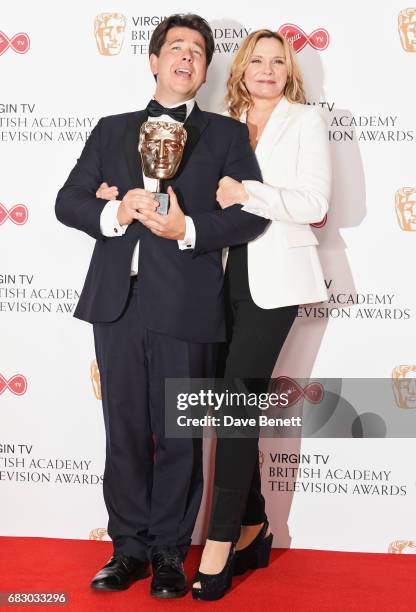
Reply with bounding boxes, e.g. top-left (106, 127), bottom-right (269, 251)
top-left (124, 110), bottom-right (147, 188)
top-left (249, 96), bottom-right (292, 170)
top-left (162, 102), bottom-right (209, 190)
top-left (122, 111), bottom-right (147, 243)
